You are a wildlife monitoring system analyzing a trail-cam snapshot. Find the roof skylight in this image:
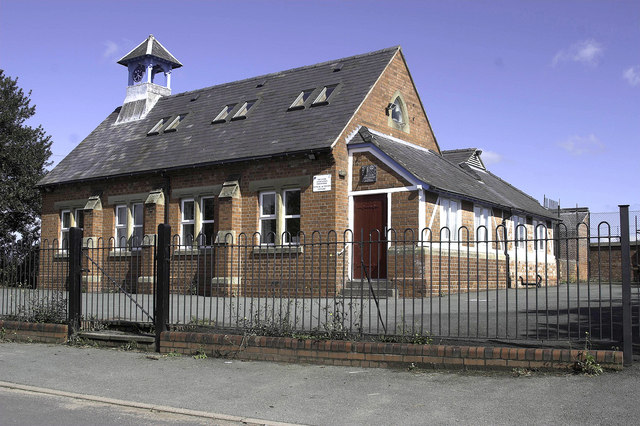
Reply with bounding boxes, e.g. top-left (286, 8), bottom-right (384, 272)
top-left (147, 117), bottom-right (168, 136)
top-left (288, 89), bottom-right (314, 110)
top-left (311, 85), bottom-right (337, 106)
top-left (212, 104), bottom-right (236, 124)
top-left (231, 100), bottom-right (257, 120)
top-left (163, 114), bottom-right (186, 132)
